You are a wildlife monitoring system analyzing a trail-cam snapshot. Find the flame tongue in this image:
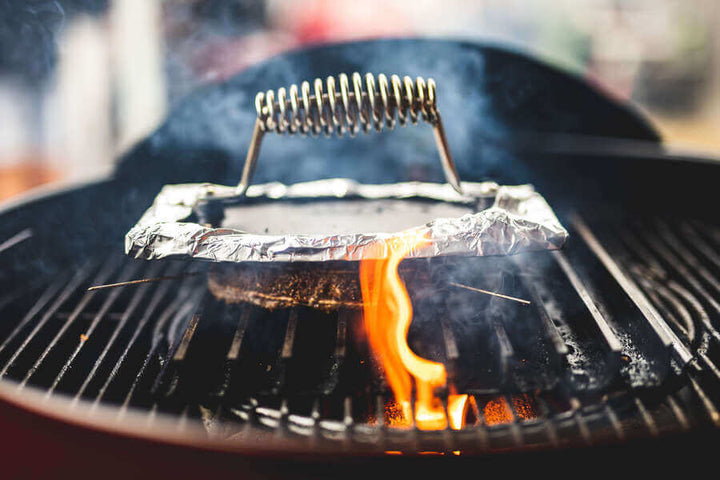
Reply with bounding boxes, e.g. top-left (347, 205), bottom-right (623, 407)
top-left (359, 231), bottom-right (451, 430)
